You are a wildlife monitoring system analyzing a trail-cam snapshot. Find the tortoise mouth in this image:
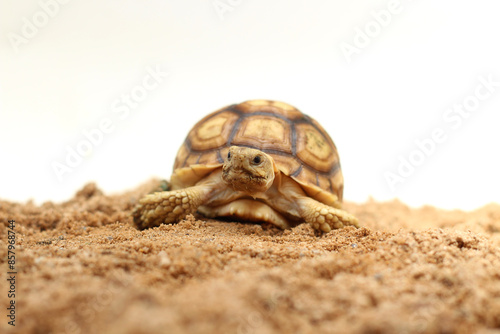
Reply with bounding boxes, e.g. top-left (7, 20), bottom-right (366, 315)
top-left (222, 168), bottom-right (269, 192)
top-left (222, 168), bottom-right (267, 188)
